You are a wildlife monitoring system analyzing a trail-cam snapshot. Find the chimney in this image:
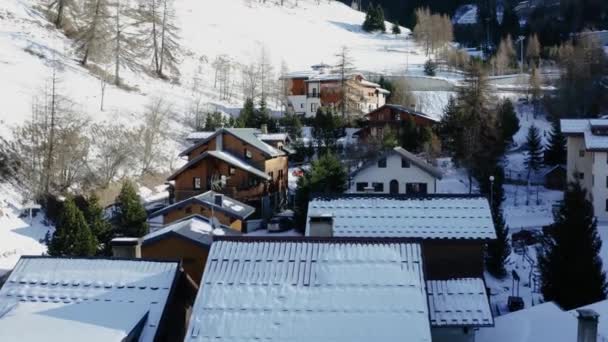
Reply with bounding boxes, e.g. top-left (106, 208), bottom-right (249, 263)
top-left (577, 309), bottom-right (600, 342)
top-left (261, 124), bottom-right (268, 134)
top-left (111, 238), bottom-right (142, 258)
top-left (307, 214), bottom-right (334, 237)
top-left (214, 194), bottom-right (223, 207)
